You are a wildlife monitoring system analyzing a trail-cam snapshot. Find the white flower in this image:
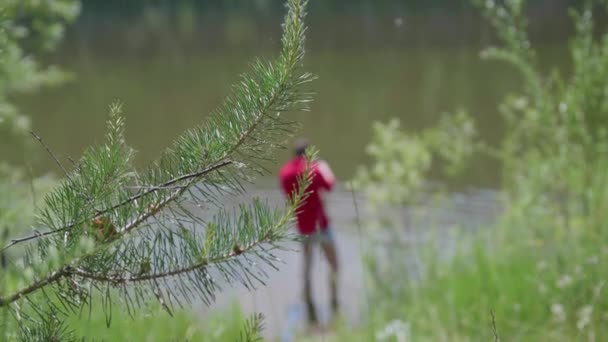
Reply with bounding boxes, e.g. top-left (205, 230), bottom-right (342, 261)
top-left (559, 102), bottom-right (568, 113)
top-left (556, 274), bottom-right (573, 289)
top-left (551, 303), bottom-right (566, 322)
top-left (514, 97), bottom-right (528, 110)
top-left (593, 281), bottom-right (605, 298)
top-left (577, 305), bottom-right (593, 331)
top-left (376, 319), bottom-right (410, 342)
top-left (536, 260), bottom-right (547, 271)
